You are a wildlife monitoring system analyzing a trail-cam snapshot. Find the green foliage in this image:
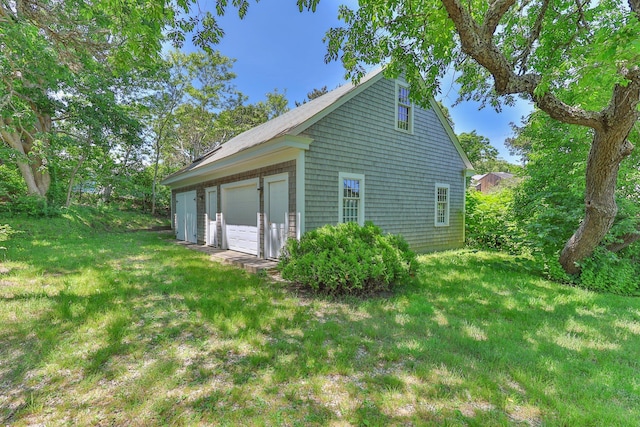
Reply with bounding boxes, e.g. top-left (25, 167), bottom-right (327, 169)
top-left (279, 222), bottom-right (416, 296)
top-left (0, 224), bottom-right (15, 243)
top-left (0, 195), bottom-right (60, 217)
top-left (457, 131), bottom-right (498, 171)
top-left (509, 111), bottom-right (640, 292)
top-left (465, 188), bottom-right (520, 251)
top-left (0, 163), bottom-right (27, 201)
top-left (578, 248), bottom-right (640, 295)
